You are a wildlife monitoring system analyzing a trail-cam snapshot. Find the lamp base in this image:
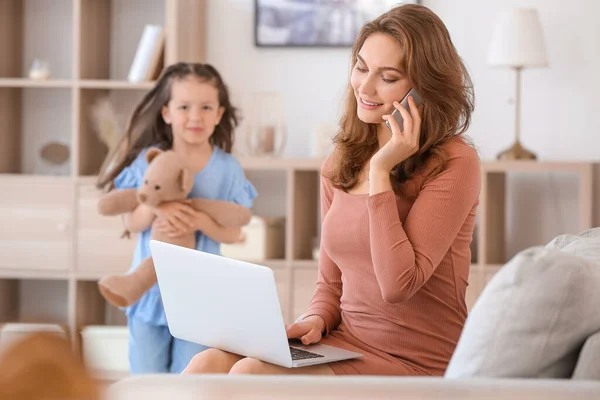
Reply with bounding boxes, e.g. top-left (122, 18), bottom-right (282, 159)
top-left (496, 140), bottom-right (537, 161)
